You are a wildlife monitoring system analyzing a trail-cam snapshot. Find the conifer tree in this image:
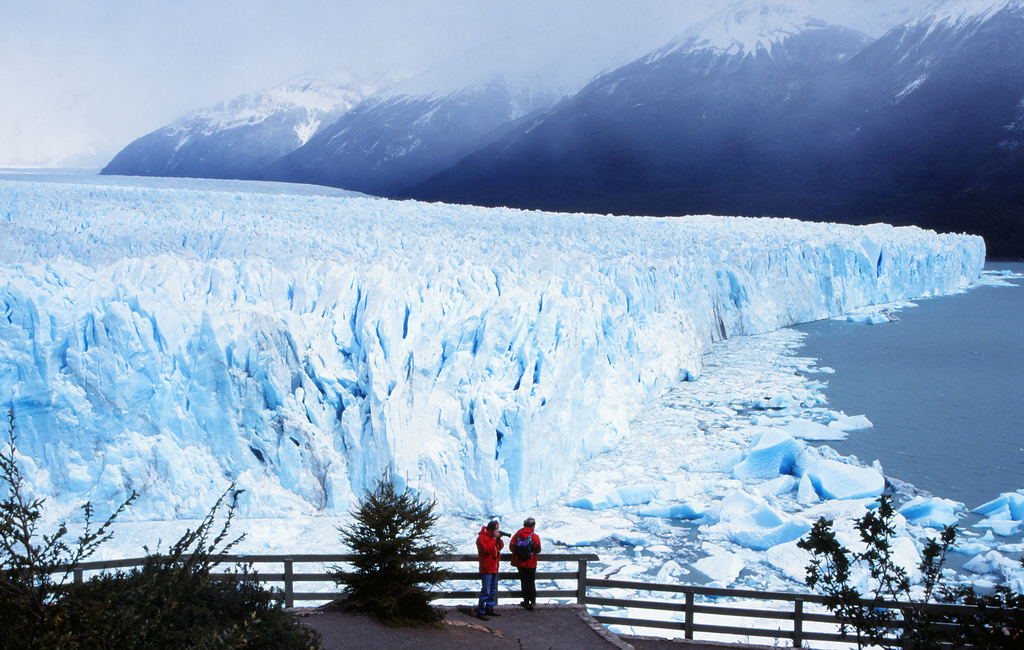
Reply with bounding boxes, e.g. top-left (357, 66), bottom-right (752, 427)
top-left (331, 475), bottom-right (453, 625)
